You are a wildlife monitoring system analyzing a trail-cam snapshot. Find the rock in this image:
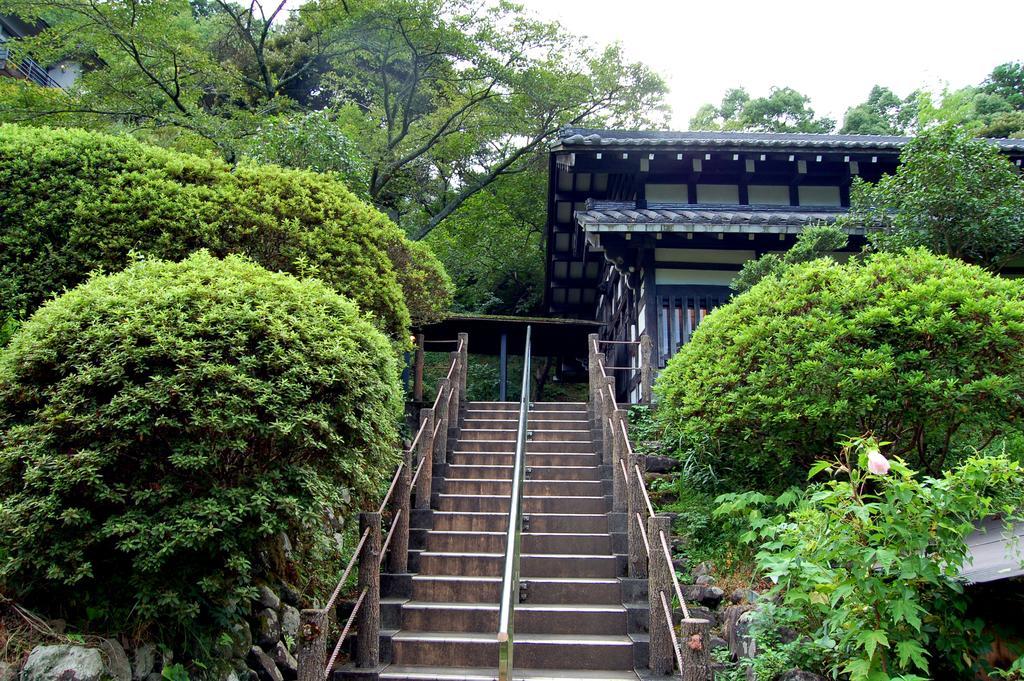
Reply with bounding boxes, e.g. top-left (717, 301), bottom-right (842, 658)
top-left (672, 558), bottom-right (688, 573)
top-left (255, 608), bottom-right (281, 649)
top-left (709, 636), bottom-right (728, 651)
top-left (280, 605), bottom-right (300, 648)
top-left (695, 574), bottom-right (716, 586)
top-left (0, 661), bottom-right (16, 681)
top-left (686, 605), bottom-right (718, 629)
top-left (645, 455), bottom-right (679, 474)
top-left (779, 672), bottom-right (827, 681)
top-left (257, 586), bottom-right (281, 611)
top-left (246, 647), bottom-right (283, 681)
top-left (692, 561), bottom-right (714, 579)
top-left (99, 640), bottom-right (130, 681)
top-left (723, 605), bottom-right (757, 660)
top-left (146, 674), bottom-right (162, 681)
top-left (729, 588), bottom-right (759, 604)
top-left (682, 584), bottom-right (725, 609)
top-left (22, 645), bottom-right (105, 681)
top-left (132, 644), bottom-right (157, 681)
top-left (270, 642), bottom-right (297, 680)
top-left (222, 671), bottom-right (241, 681)
top-left (279, 585), bottom-right (301, 608)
